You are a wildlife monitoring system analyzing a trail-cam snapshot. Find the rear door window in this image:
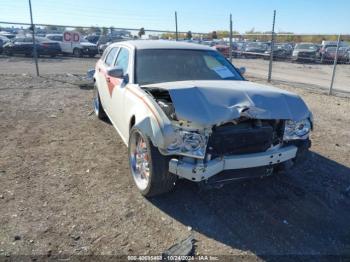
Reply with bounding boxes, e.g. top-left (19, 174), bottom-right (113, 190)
top-left (114, 47), bottom-right (129, 73)
top-left (104, 47), bottom-right (119, 66)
